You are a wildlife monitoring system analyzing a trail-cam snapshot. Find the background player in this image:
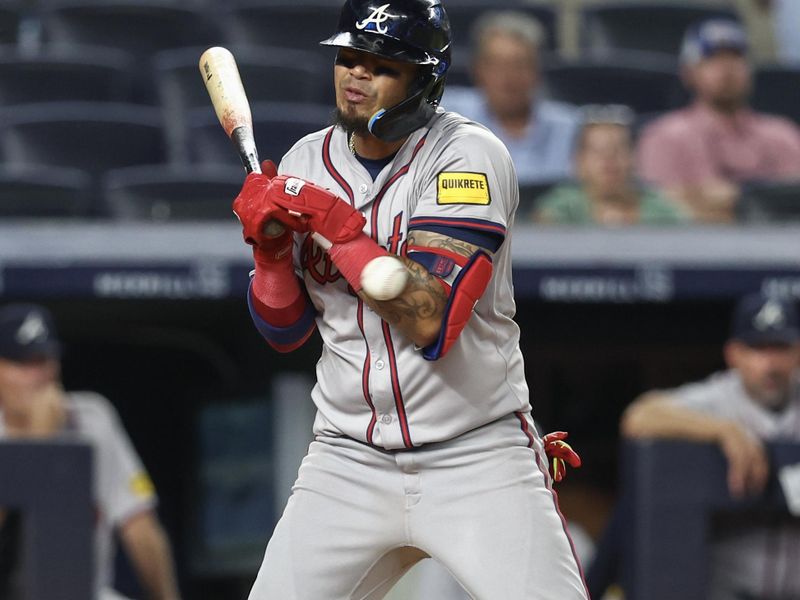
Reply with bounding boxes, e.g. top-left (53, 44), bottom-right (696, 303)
top-left (620, 293), bottom-right (800, 599)
top-left (0, 304), bottom-right (181, 600)
top-left (231, 0), bottom-right (587, 598)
